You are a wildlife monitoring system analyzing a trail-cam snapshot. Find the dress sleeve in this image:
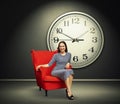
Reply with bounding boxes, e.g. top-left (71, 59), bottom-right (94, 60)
top-left (48, 54), bottom-right (56, 66)
top-left (68, 53), bottom-right (71, 63)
